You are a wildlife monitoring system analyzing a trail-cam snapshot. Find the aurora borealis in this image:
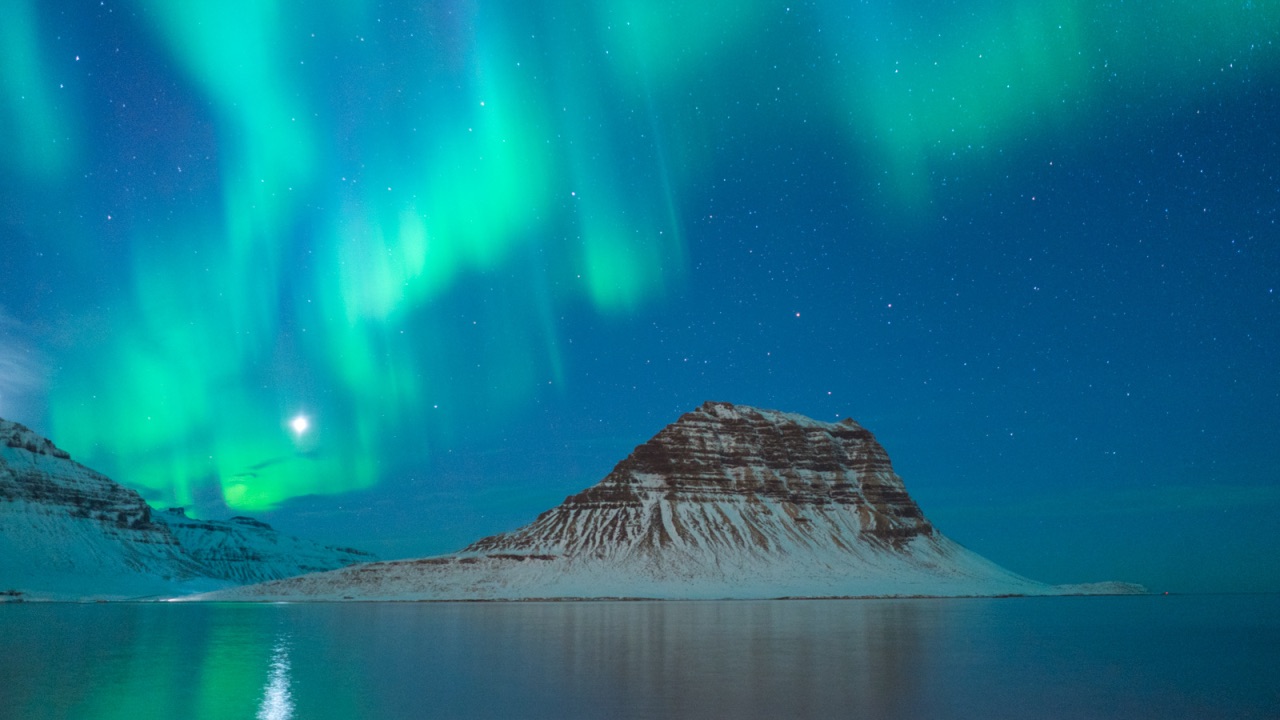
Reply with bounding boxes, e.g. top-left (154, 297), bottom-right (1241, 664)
top-left (2, 1), bottom-right (1278, 592)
